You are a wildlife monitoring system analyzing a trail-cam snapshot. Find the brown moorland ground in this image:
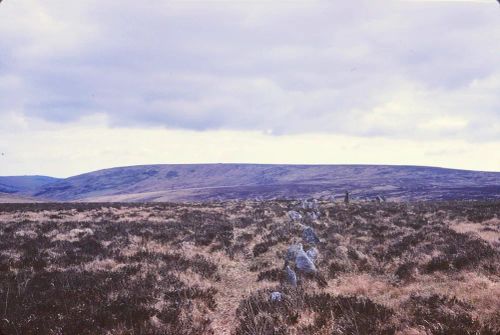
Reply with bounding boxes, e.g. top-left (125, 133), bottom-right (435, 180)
top-left (0, 200), bottom-right (499, 335)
